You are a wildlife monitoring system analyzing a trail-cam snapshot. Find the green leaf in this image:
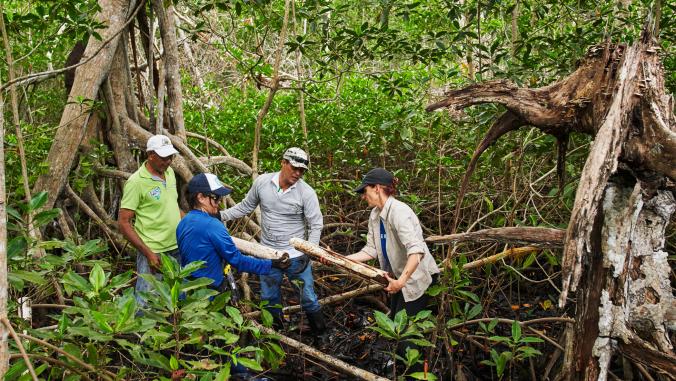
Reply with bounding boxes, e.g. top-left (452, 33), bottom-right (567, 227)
top-left (236, 357), bottom-right (263, 372)
top-left (9, 270), bottom-right (47, 286)
top-left (226, 306), bottom-right (244, 326)
top-left (511, 321), bottom-right (522, 342)
top-left (466, 303), bottom-right (482, 319)
top-left (91, 311), bottom-right (114, 333)
top-left (393, 309), bottom-right (408, 334)
top-left (62, 271), bottom-right (93, 294)
top-left (372, 310), bottom-right (395, 337)
top-left (28, 191), bottom-right (49, 212)
top-left (170, 355), bottom-right (179, 371)
top-left (520, 336), bottom-right (544, 343)
top-left (180, 277), bottom-right (213, 292)
top-left (115, 296), bottom-right (136, 330)
top-left (261, 309), bottom-right (273, 327)
top-left (7, 236), bottom-right (27, 259)
top-left (89, 264), bottom-right (106, 292)
top-left (33, 208), bottom-right (61, 227)
top-left (409, 372), bottom-right (437, 380)
top-left (522, 252), bottom-right (536, 268)
top-left (215, 364), bottom-right (231, 381)
top-left (178, 260), bottom-right (206, 278)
